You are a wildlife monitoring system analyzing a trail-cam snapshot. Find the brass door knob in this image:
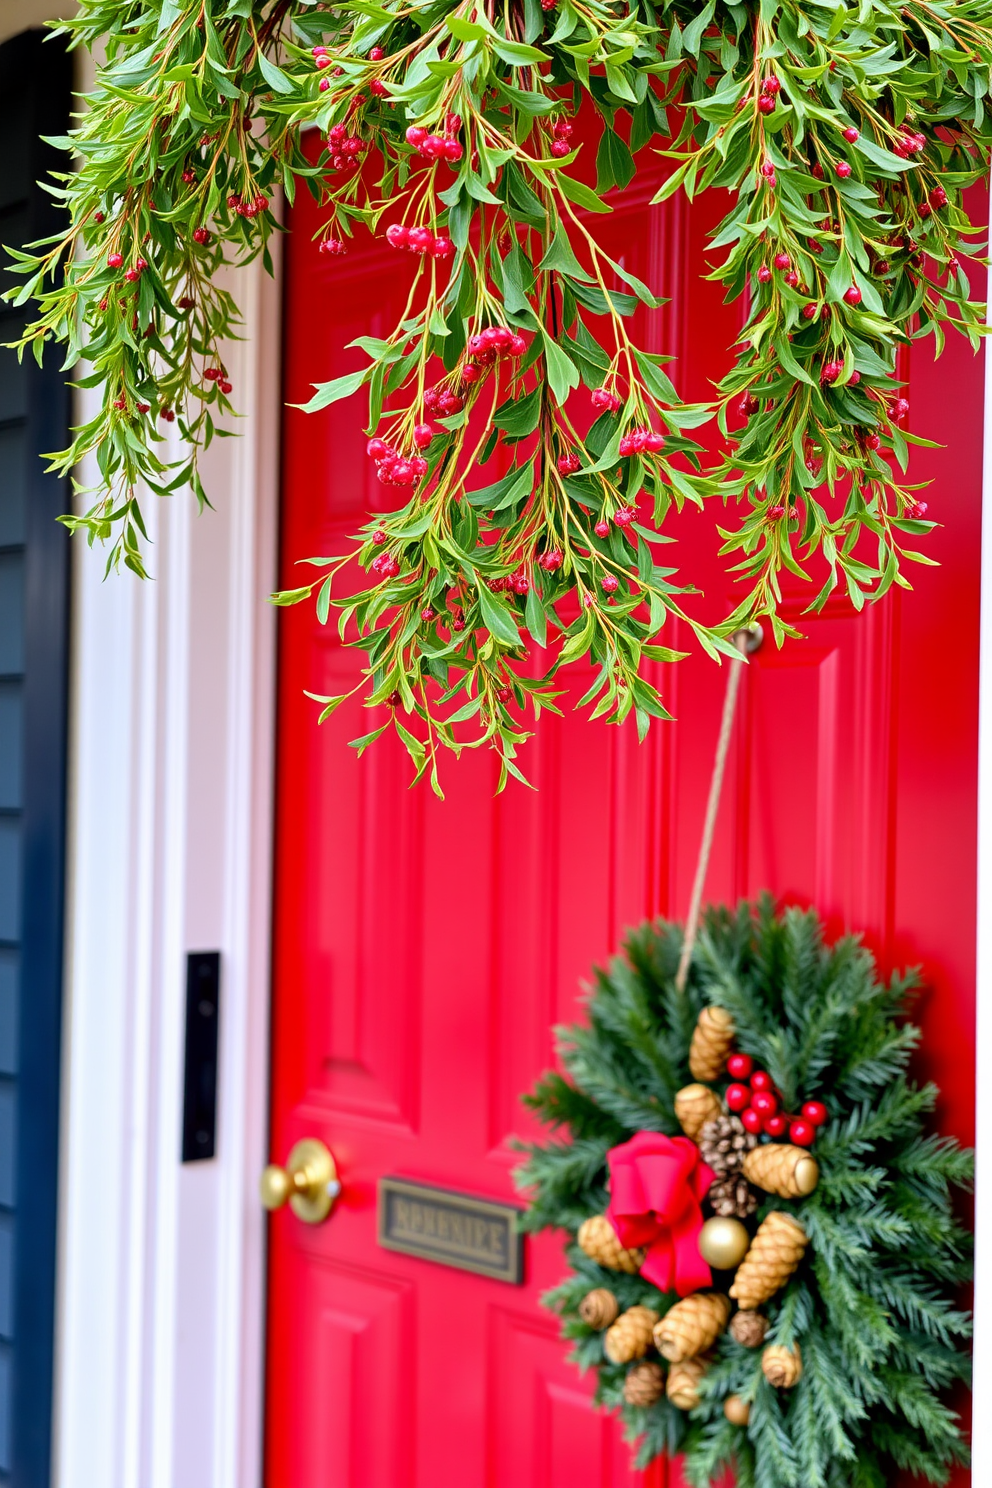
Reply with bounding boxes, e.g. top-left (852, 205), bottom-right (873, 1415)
top-left (260, 1138), bottom-right (341, 1224)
